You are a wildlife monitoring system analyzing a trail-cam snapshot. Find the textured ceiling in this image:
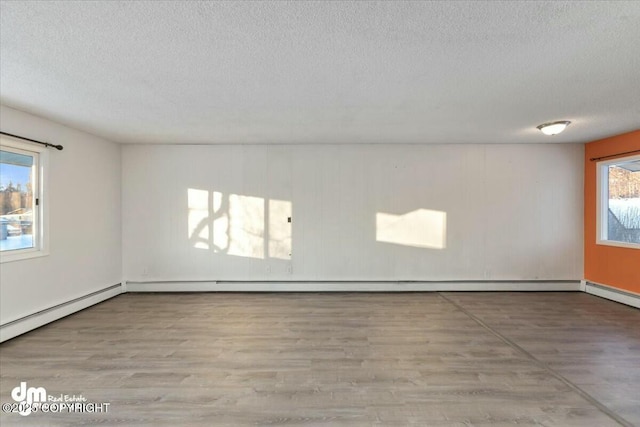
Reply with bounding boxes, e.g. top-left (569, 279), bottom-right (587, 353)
top-left (1, 1), bottom-right (639, 144)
